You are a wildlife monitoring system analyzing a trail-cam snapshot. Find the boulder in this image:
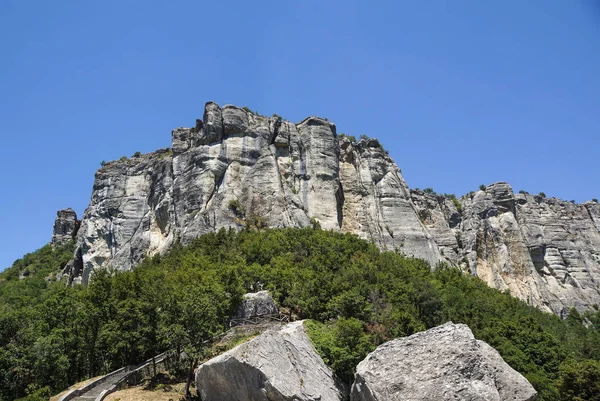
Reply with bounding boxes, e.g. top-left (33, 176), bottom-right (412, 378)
top-left (234, 291), bottom-right (279, 319)
top-left (196, 321), bottom-right (347, 401)
top-left (351, 322), bottom-right (537, 401)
